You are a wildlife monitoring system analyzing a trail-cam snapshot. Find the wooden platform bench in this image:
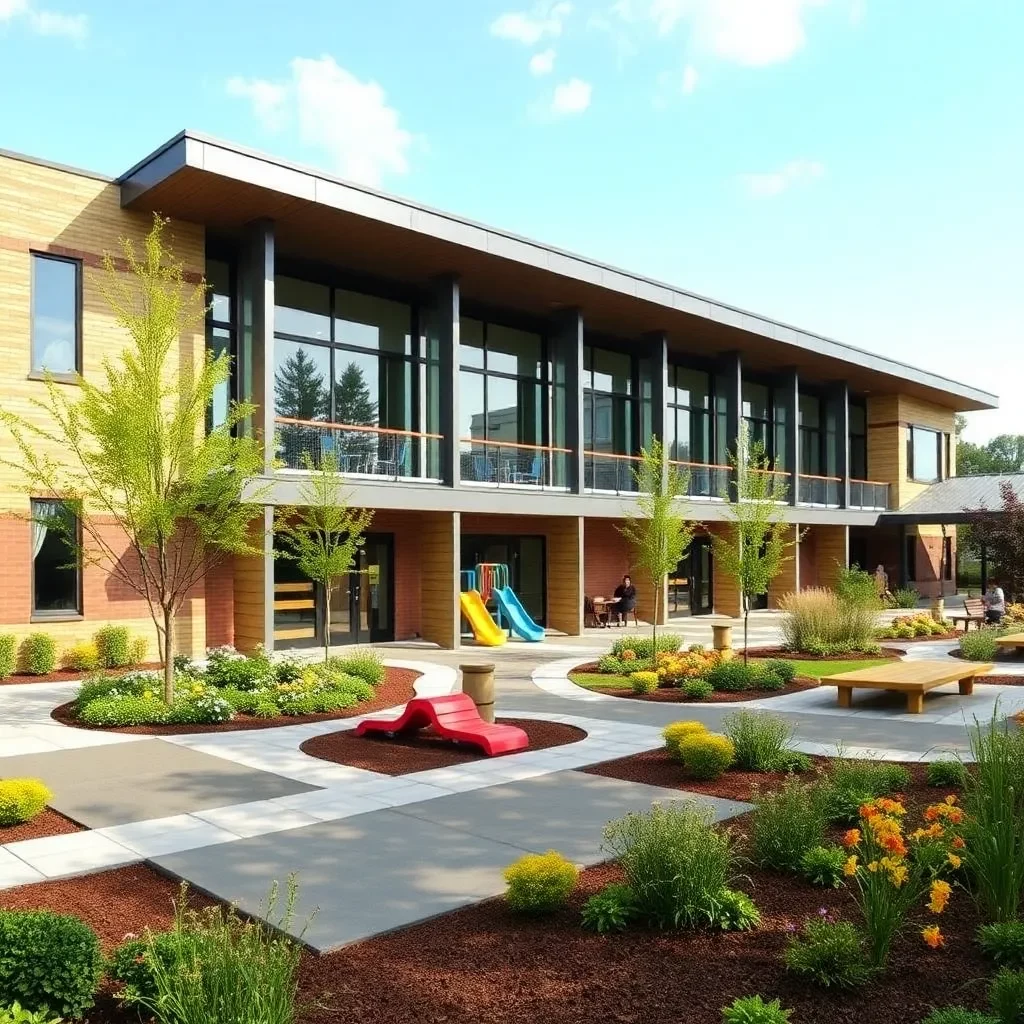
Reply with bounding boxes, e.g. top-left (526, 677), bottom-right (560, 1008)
top-left (826, 659), bottom-right (994, 714)
top-left (950, 597), bottom-right (986, 631)
top-left (995, 632), bottom-right (1024, 654)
